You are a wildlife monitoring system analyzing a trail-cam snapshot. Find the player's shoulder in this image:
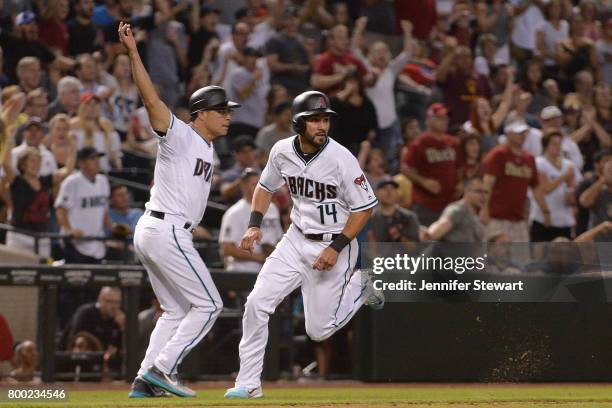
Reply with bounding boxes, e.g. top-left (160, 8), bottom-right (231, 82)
top-left (268, 135), bottom-right (297, 156)
top-left (168, 114), bottom-right (191, 133)
top-left (326, 138), bottom-right (359, 164)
